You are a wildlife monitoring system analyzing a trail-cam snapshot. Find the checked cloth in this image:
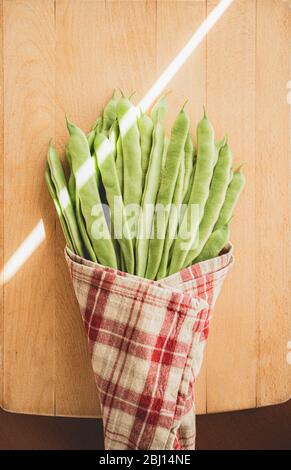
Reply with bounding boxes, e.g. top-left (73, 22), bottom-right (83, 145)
top-left (65, 245), bottom-right (233, 450)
